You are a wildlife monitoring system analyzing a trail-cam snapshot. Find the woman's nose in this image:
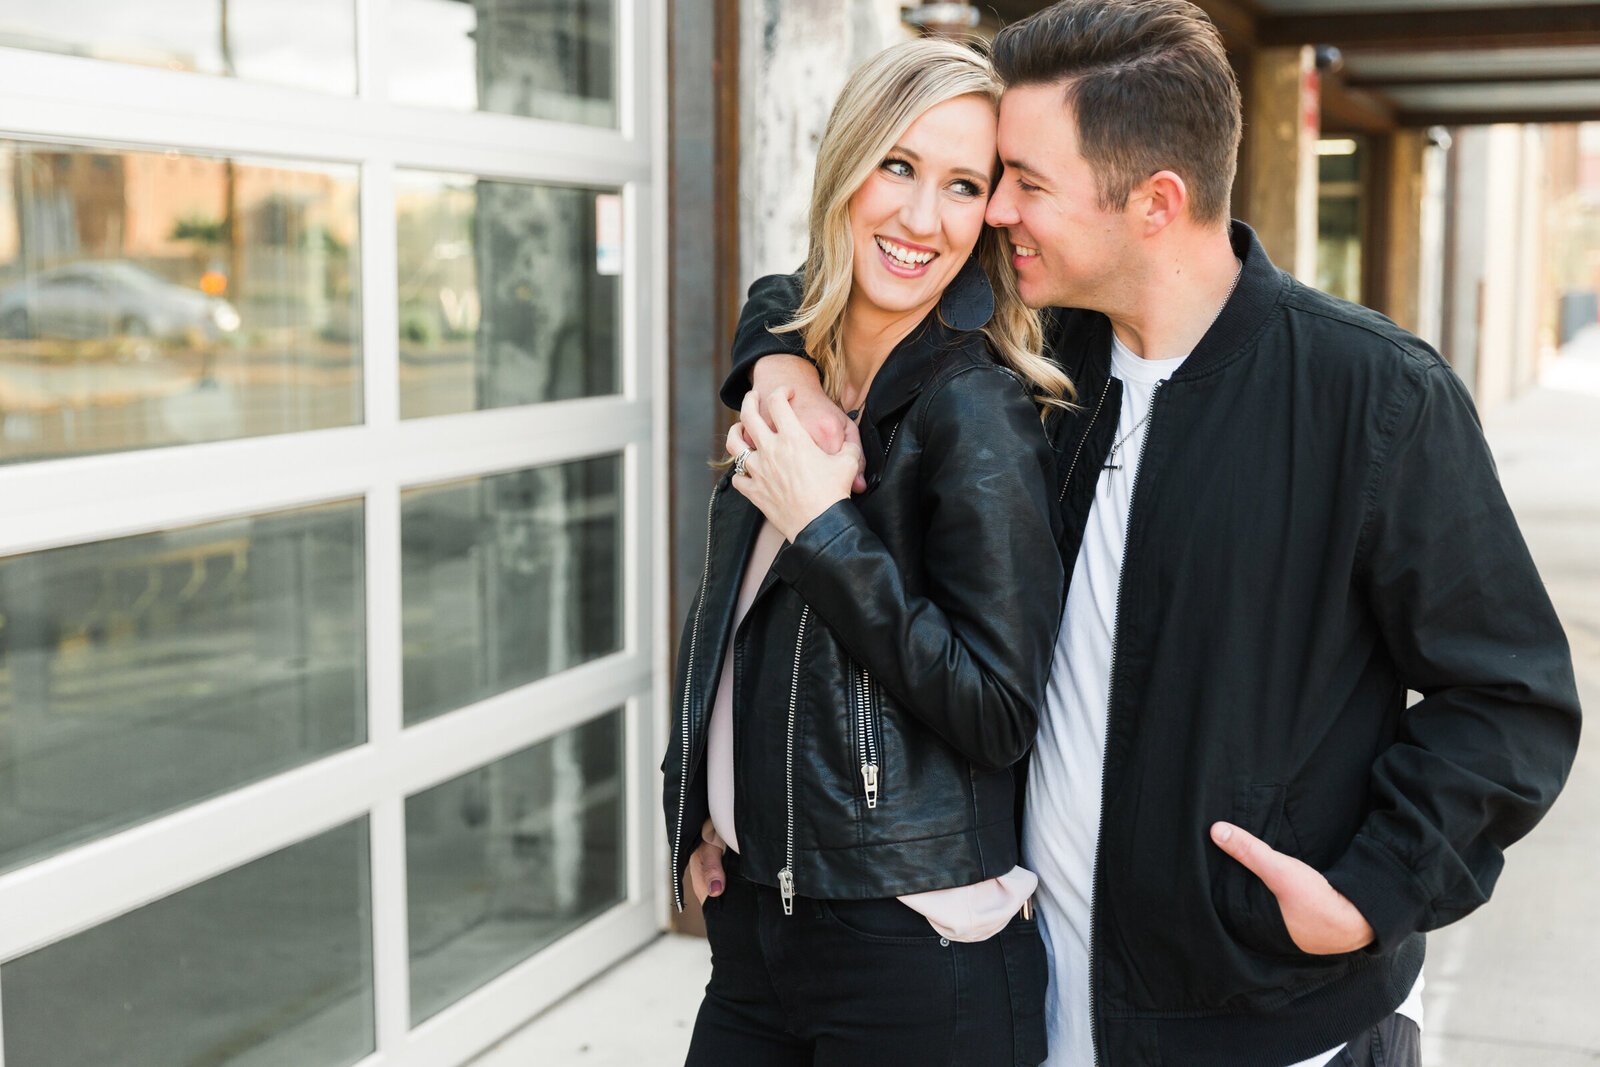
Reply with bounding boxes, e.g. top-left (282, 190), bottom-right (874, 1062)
top-left (900, 183), bottom-right (940, 238)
